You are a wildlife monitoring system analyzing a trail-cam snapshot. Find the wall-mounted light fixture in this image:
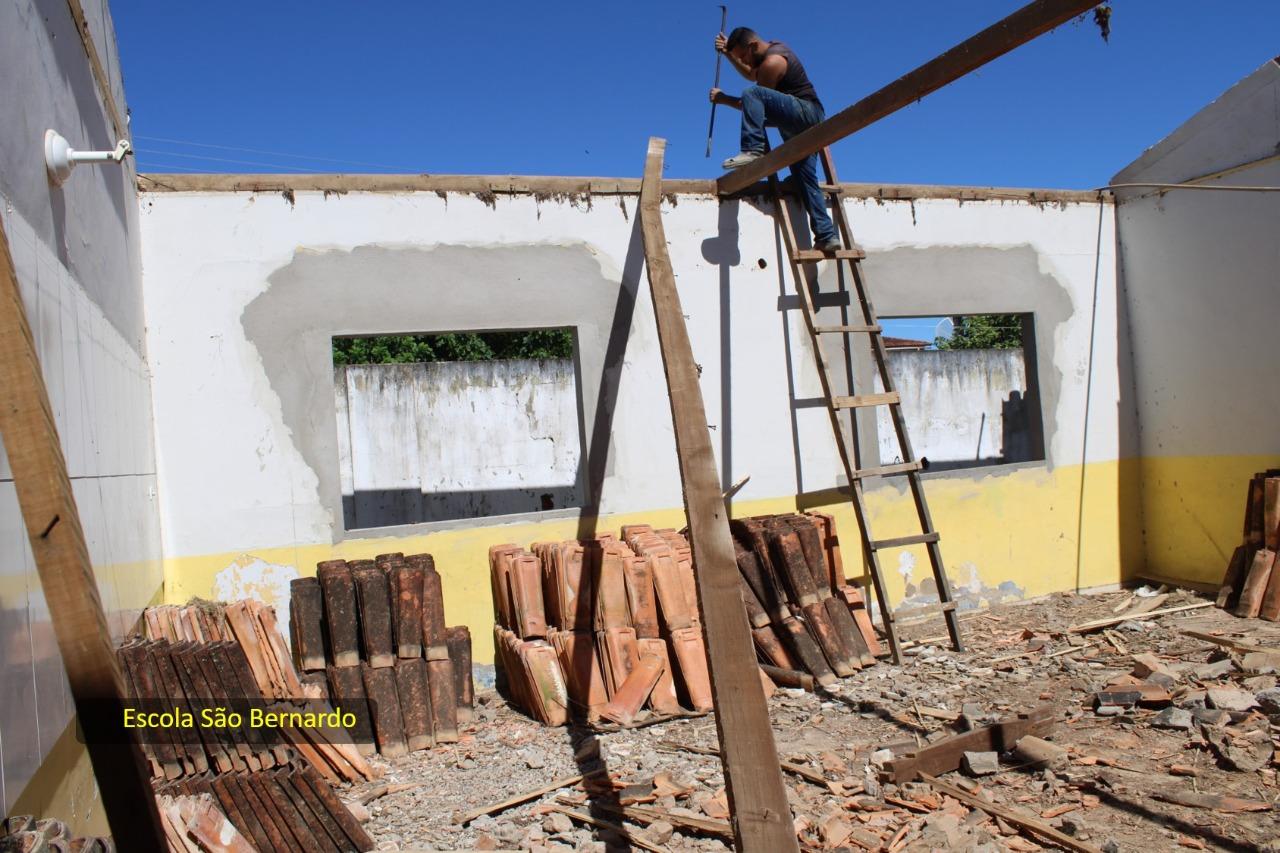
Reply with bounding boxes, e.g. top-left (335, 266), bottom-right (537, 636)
top-left (44, 129), bottom-right (132, 186)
